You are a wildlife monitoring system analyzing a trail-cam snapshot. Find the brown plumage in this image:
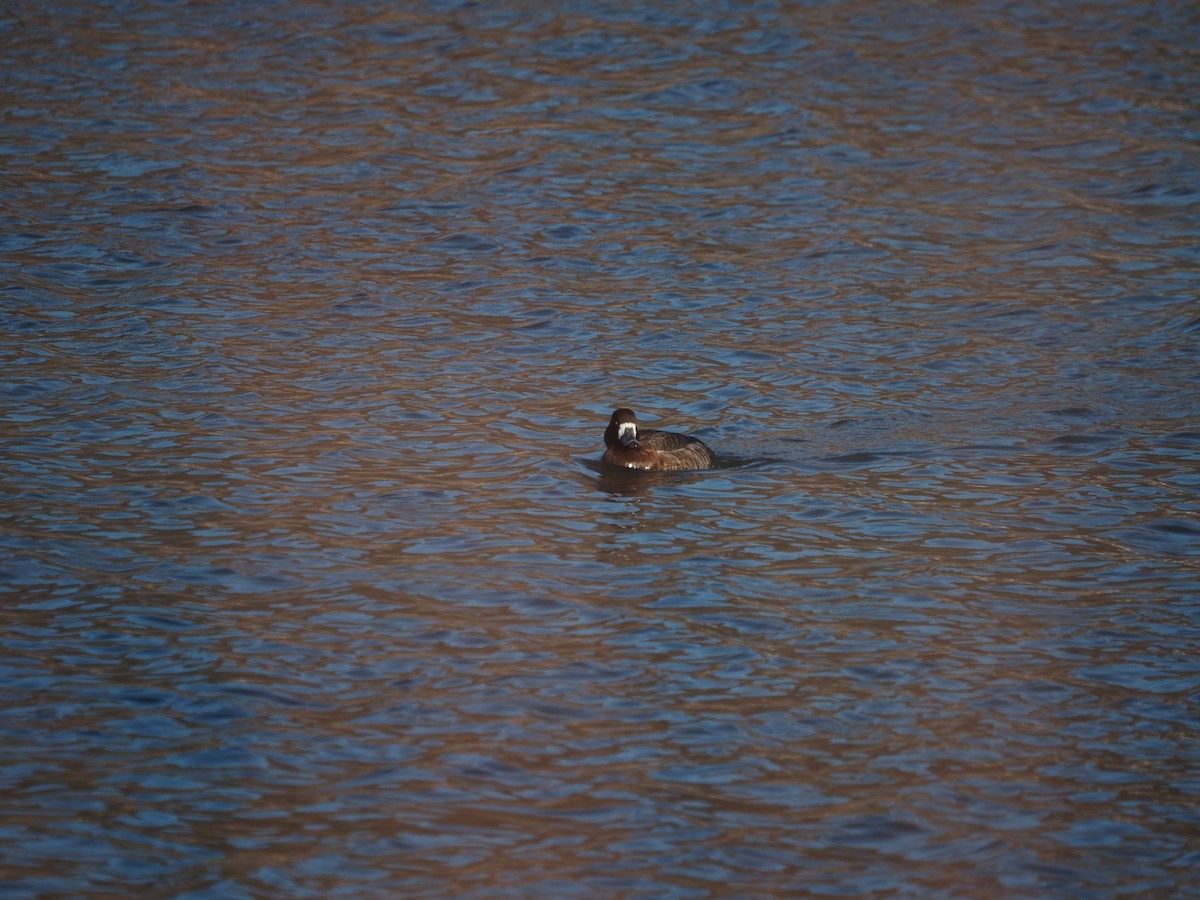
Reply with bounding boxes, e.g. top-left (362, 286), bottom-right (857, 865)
top-left (601, 408), bottom-right (715, 471)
